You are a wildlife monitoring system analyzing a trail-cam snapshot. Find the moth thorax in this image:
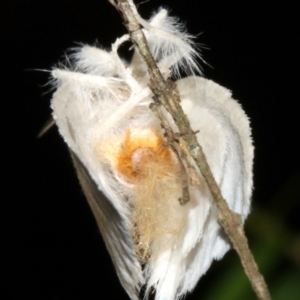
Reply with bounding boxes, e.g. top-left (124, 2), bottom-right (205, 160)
top-left (115, 129), bottom-right (179, 183)
top-left (114, 129), bottom-right (185, 261)
top-left (131, 147), bottom-right (155, 172)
